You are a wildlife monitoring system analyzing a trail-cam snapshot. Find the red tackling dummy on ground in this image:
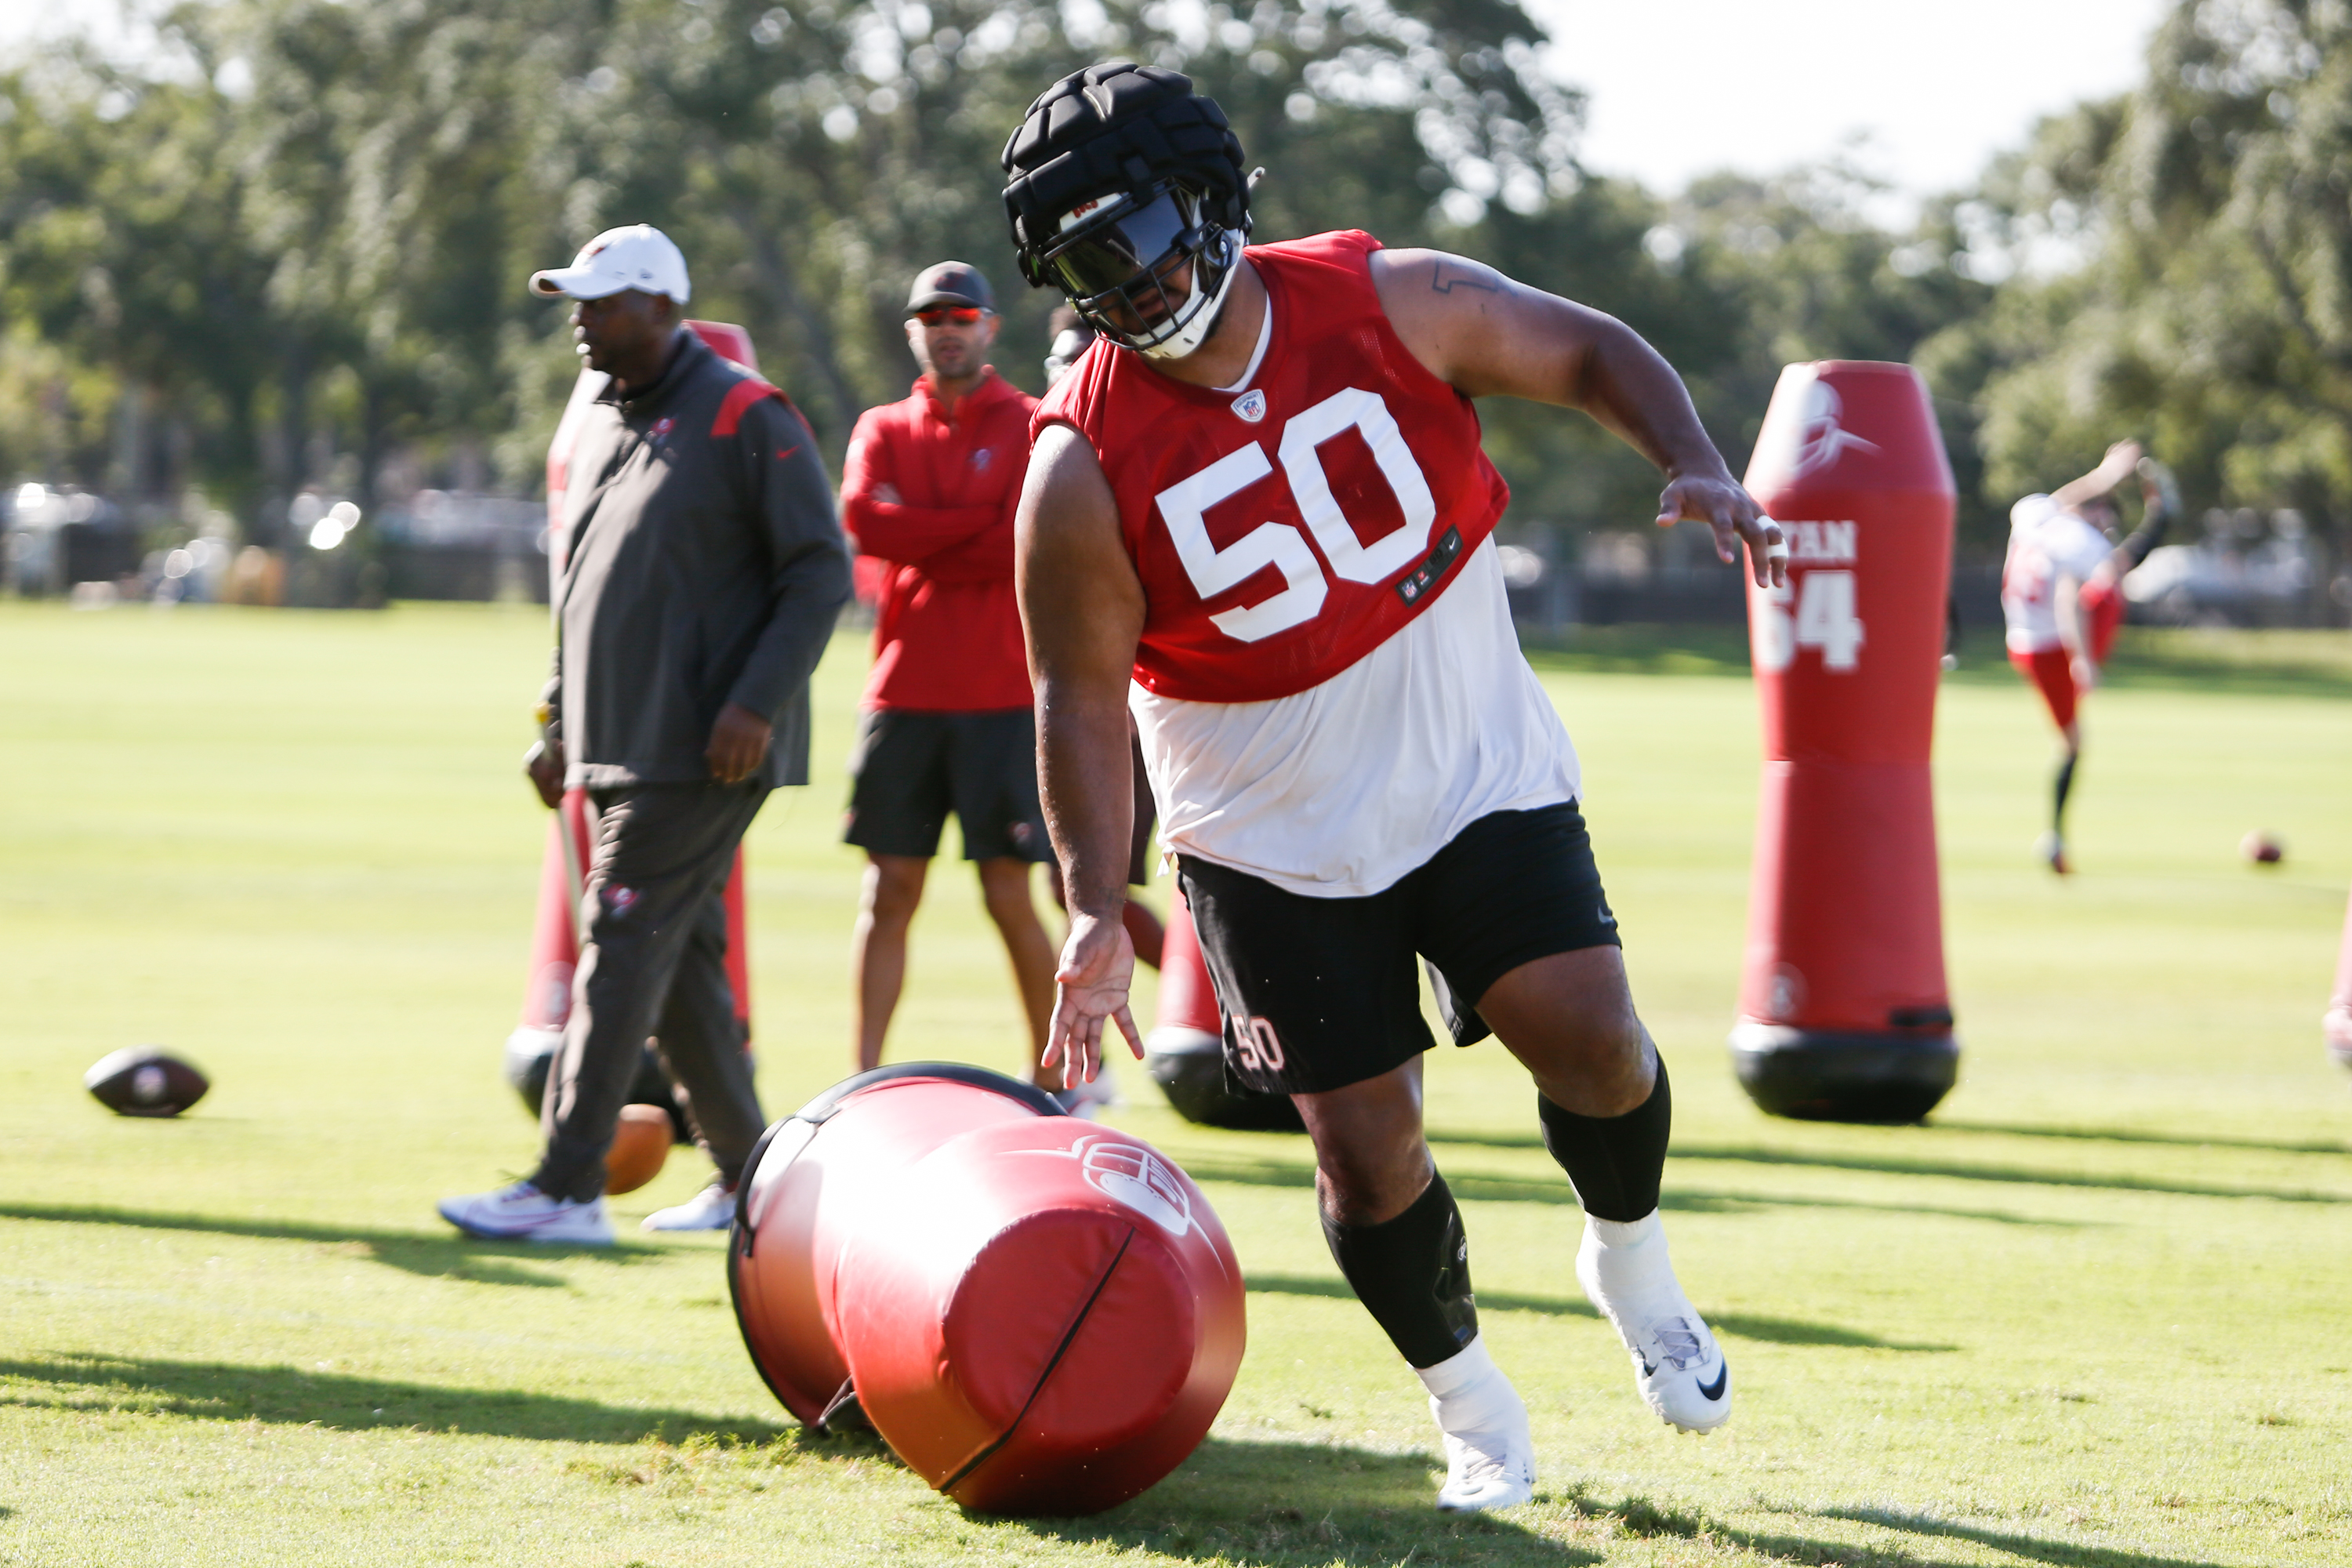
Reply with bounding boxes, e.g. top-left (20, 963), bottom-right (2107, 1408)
top-left (1142, 895), bottom-right (1305, 1131)
top-left (1155, 895), bottom-right (1221, 1040)
top-left (728, 1065), bottom-right (1247, 1514)
top-left (1733, 362), bottom-right (1959, 1122)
